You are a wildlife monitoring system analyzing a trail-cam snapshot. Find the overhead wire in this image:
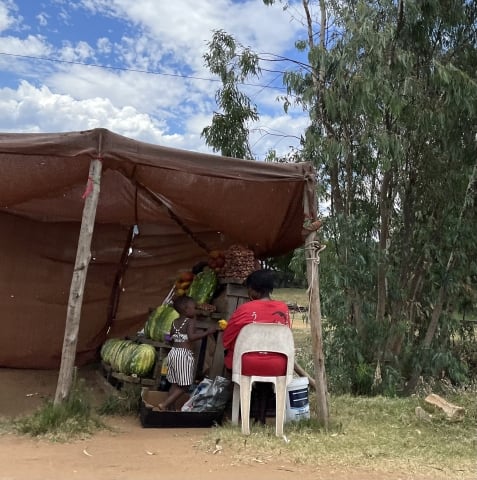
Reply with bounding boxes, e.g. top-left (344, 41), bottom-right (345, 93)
top-left (0, 51), bottom-right (304, 92)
